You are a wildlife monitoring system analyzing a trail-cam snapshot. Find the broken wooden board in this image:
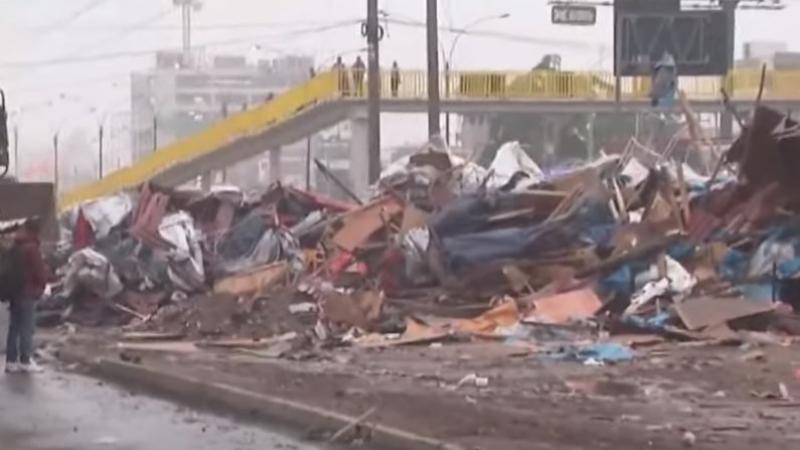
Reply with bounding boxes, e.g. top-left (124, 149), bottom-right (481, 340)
top-left (524, 289), bottom-right (602, 325)
top-left (120, 331), bottom-right (186, 342)
top-left (400, 204), bottom-right (429, 233)
top-left (609, 334), bottom-right (666, 348)
top-left (675, 297), bottom-right (776, 331)
top-left (116, 341), bottom-right (199, 353)
top-left (197, 332), bottom-right (298, 349)
top-left (237, 341), bottom-right (294, 359)
top-left (213, 262), bottom-right (288, 297)
top-left (355, 317), bottom-right (449, 348)
top-left (331, 196), bottom-right (403, 252)
top-left (455, 300), bottom-right (520, 335)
